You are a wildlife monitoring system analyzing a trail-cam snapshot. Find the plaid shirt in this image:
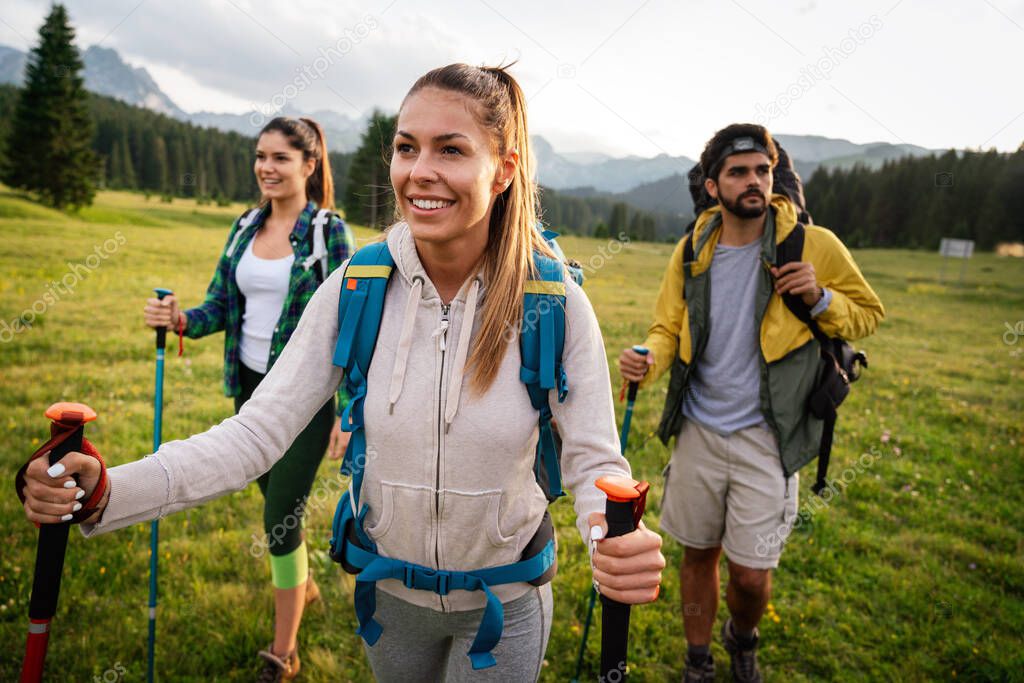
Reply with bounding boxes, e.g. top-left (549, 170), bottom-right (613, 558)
top-left (182, 201), bottom-right (355, 408)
